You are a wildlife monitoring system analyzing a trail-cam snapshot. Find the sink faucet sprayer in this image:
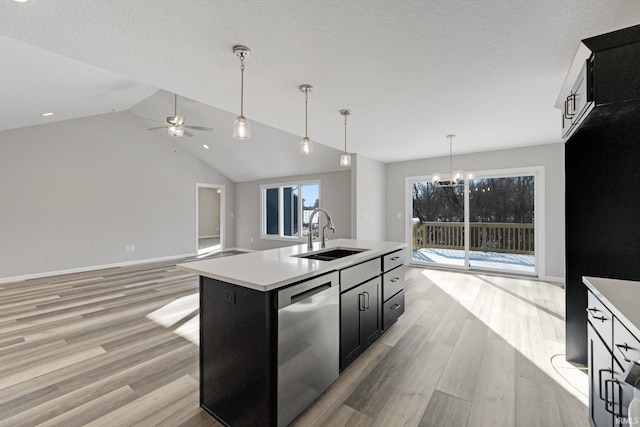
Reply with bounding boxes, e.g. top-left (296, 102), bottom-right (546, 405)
top-left (307, 208), bottom-right (335, 249)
